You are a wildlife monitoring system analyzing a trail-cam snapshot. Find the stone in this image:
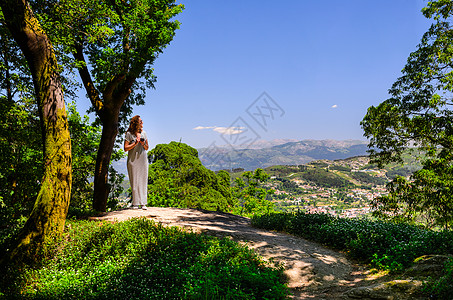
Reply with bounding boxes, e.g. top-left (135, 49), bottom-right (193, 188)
top-left (405, 255), bottom-right (453, 277)
top-left (345, 280), bottom-right (425, 300)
